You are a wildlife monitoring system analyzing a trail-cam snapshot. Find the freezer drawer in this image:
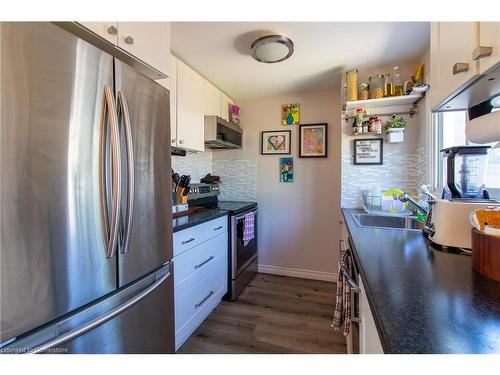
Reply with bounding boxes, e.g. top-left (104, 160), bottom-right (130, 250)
top-left (1, 264), bottom-right (174, 354)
